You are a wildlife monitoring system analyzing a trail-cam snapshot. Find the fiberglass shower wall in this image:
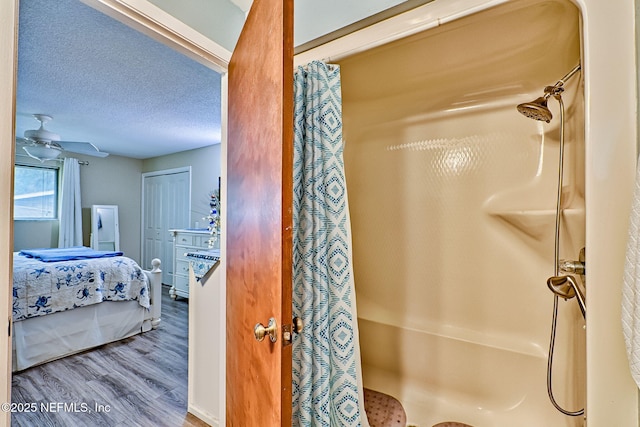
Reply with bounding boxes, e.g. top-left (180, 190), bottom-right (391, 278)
top-left (338, 0), bottom-right (585, 426)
